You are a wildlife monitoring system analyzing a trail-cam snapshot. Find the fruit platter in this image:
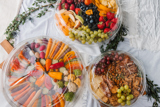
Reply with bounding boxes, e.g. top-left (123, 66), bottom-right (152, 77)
top-left (54, 0), bottom-right (122, 44)
top-left (88, 51), bottom-right (146, 106)
top-left (2, 37), bottom-right (85, 107)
